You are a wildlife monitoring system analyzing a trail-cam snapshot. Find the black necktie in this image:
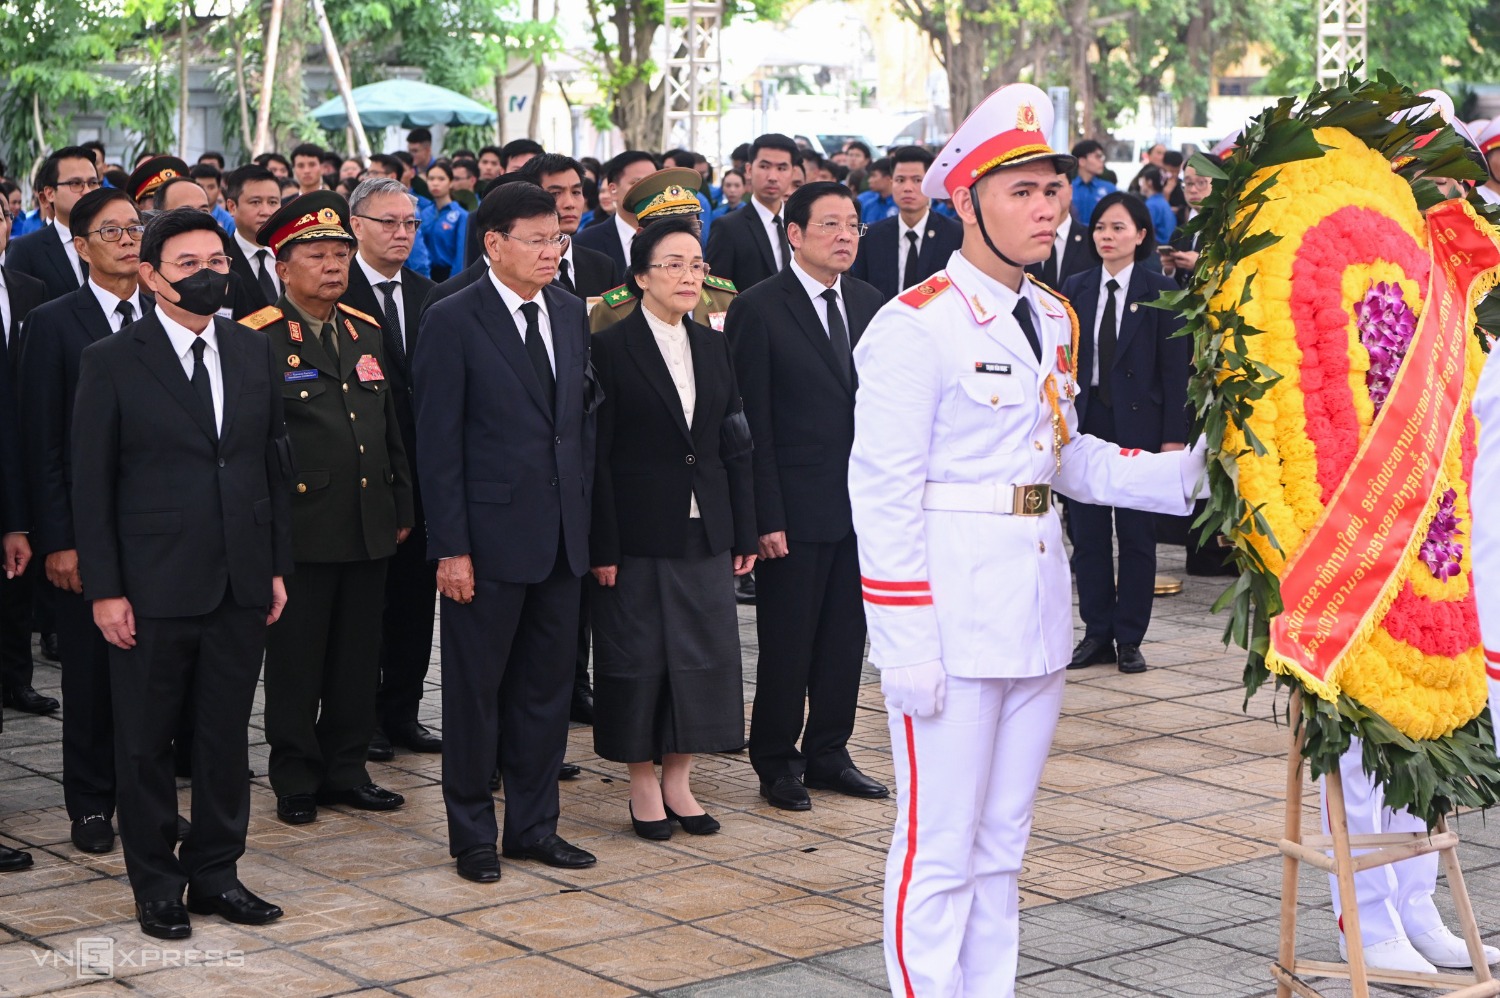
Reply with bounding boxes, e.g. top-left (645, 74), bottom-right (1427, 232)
top-left (256, 249), bottom-right (277, 303)
top-left (1098, 278), bottom-right (1119, 407)
top-left (114, 299), bottom-right (135, 332)
top-left (557, 258), bottom-right (576, 294)
top-left (190, 338), bottom-right (217, 437)
top-left (519, 301), bottom-right (555, 411)
top-left (1012, 299), bottom-right (1041, 362)
top-left (903, 231), bottom-right (921, 290)
top-left (320, 321), bottom-right (337, 359)
top-left (773, 215), bottom-right (791, 271)
top-left (821, 288), bottom-right (852, 385)
top-left (377, 281), bottom-right (405, 362)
